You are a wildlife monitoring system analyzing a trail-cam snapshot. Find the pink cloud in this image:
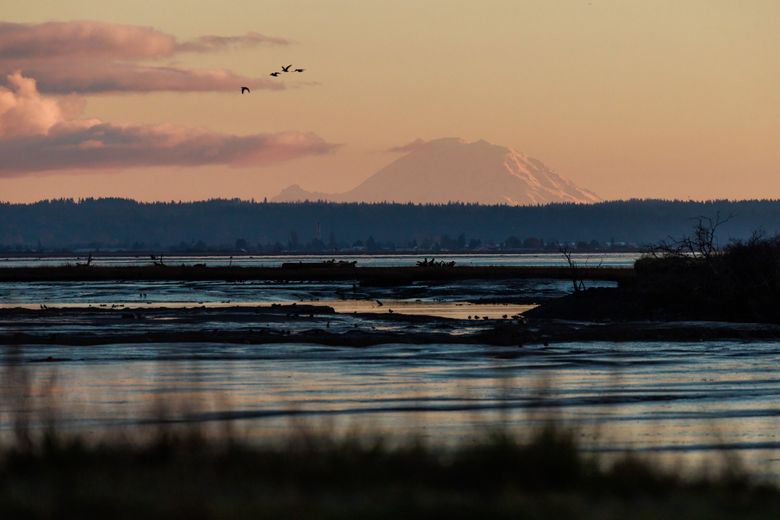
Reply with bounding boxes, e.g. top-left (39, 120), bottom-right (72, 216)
top-left (0, 125), bottom-right (336, 175)
top-left (0, 21), bottom-right (293, 94)
top-left (0, 72), bottom-right (65, 137)
top-left (176, 32), bottom-right (291, 53)
top-left (0, 21), bottom-right (176, 60)
top-left (0, 21), bottom-right (289, 60)
top-left (0, 72), bottom-right (336, 176)
top-left (19, 62), bottom-right (283, 94)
